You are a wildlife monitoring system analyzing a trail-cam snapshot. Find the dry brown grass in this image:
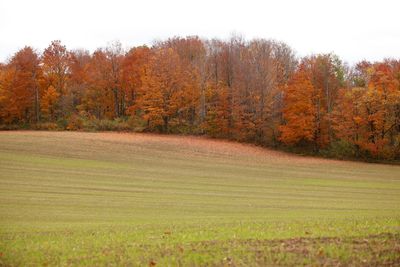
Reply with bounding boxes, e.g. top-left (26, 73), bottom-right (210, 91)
top-left (3, 130), bottom-right (348, 166)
